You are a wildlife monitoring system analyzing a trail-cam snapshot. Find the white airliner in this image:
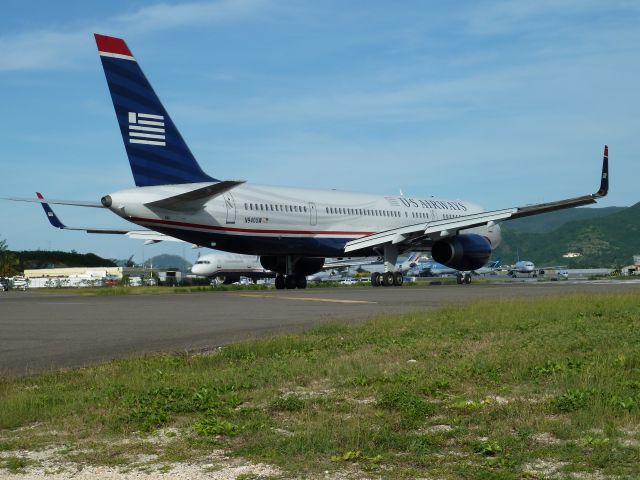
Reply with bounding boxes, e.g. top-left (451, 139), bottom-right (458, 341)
top-left (508, 260), bottom-right (564, 278)
top-left (192, 253), bottom-right (274, 285)
top-left (4, 34), bottom-right (610, 290)
top-left (307, 253), bottom-right (421, 283)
